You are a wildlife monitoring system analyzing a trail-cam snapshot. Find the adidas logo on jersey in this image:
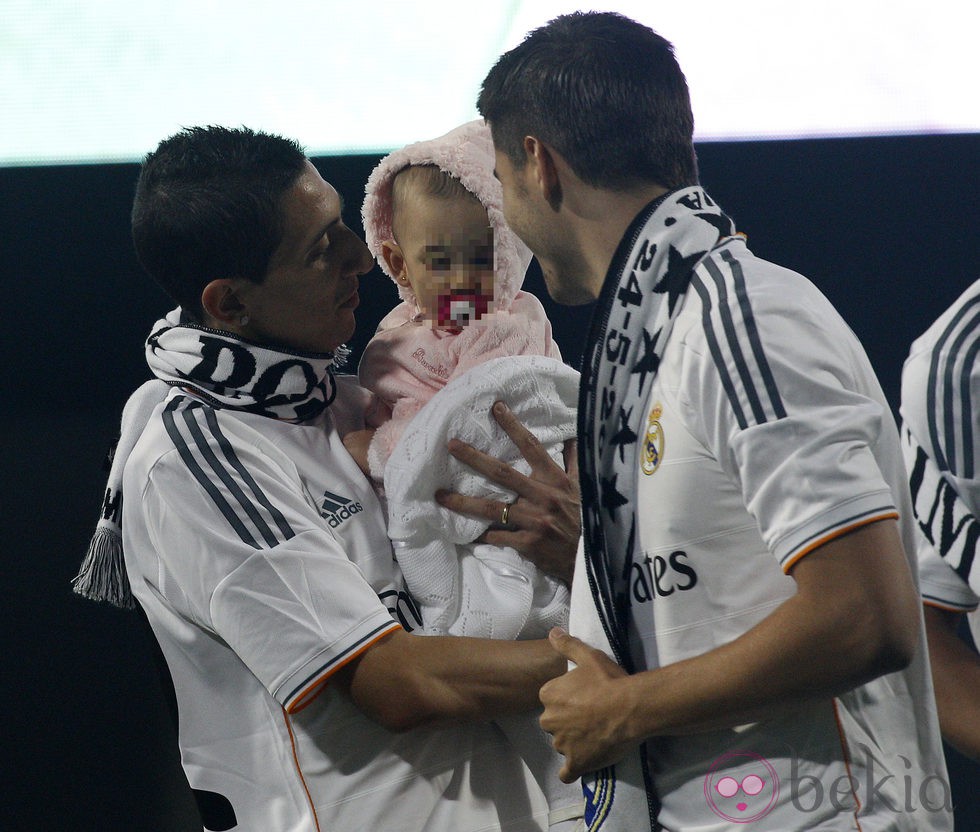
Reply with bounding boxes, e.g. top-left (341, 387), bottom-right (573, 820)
top-left (319, 489), bottom-right (363, 528)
